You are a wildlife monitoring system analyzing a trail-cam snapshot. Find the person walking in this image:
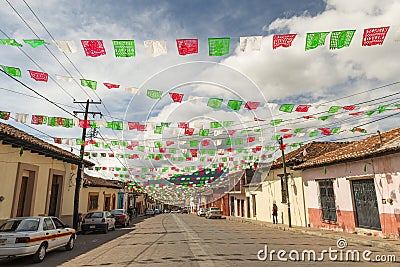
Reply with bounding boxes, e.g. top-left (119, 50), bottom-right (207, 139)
top-left (272, 202), bottom-right (278, 224)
